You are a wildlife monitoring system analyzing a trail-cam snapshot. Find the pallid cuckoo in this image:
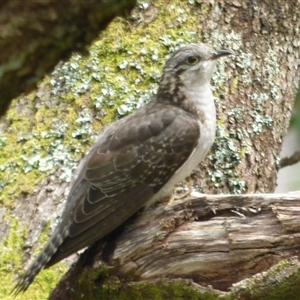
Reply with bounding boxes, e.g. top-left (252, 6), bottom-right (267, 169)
top-left (14, 43), bottom-right (231, 294)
